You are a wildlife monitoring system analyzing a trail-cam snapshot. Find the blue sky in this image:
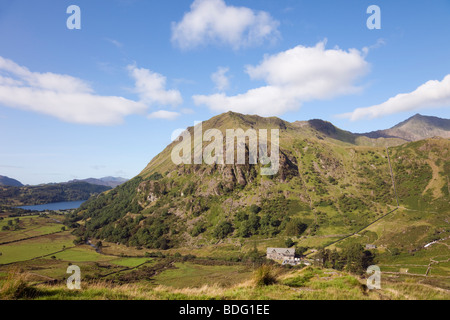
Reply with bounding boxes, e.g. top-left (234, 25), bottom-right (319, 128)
top-left (0, 0), bottom-right (449, 185)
